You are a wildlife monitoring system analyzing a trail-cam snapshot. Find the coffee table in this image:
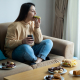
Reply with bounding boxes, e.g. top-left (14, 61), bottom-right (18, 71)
top-left (4, 60), bottom-right (80, 80)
